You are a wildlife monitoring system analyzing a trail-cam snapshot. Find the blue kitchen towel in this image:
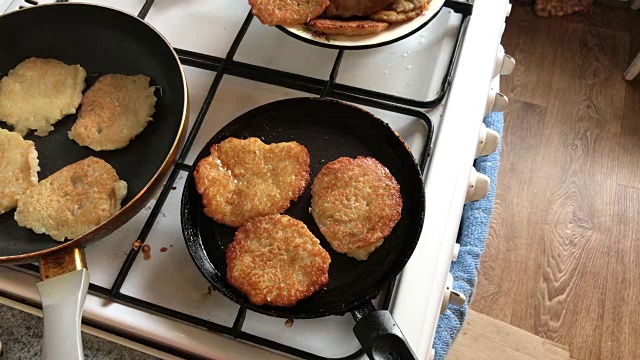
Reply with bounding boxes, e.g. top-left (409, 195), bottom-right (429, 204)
top-left (432, 111), bottom-right (504, 359)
